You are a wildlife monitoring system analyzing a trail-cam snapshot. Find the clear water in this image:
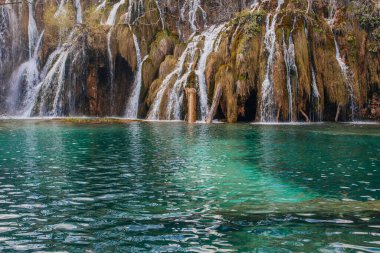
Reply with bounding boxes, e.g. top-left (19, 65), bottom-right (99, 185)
top-left (0, 121), bottom-right (379, 252)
